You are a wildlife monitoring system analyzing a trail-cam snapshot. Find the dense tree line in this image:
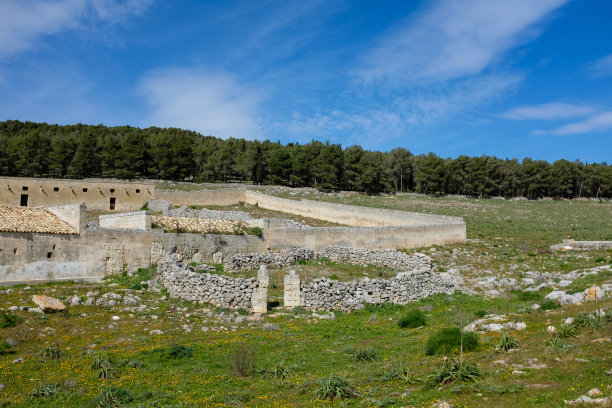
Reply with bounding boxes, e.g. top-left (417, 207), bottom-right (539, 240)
top-left (0, 120), bottom-right (610, 198)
